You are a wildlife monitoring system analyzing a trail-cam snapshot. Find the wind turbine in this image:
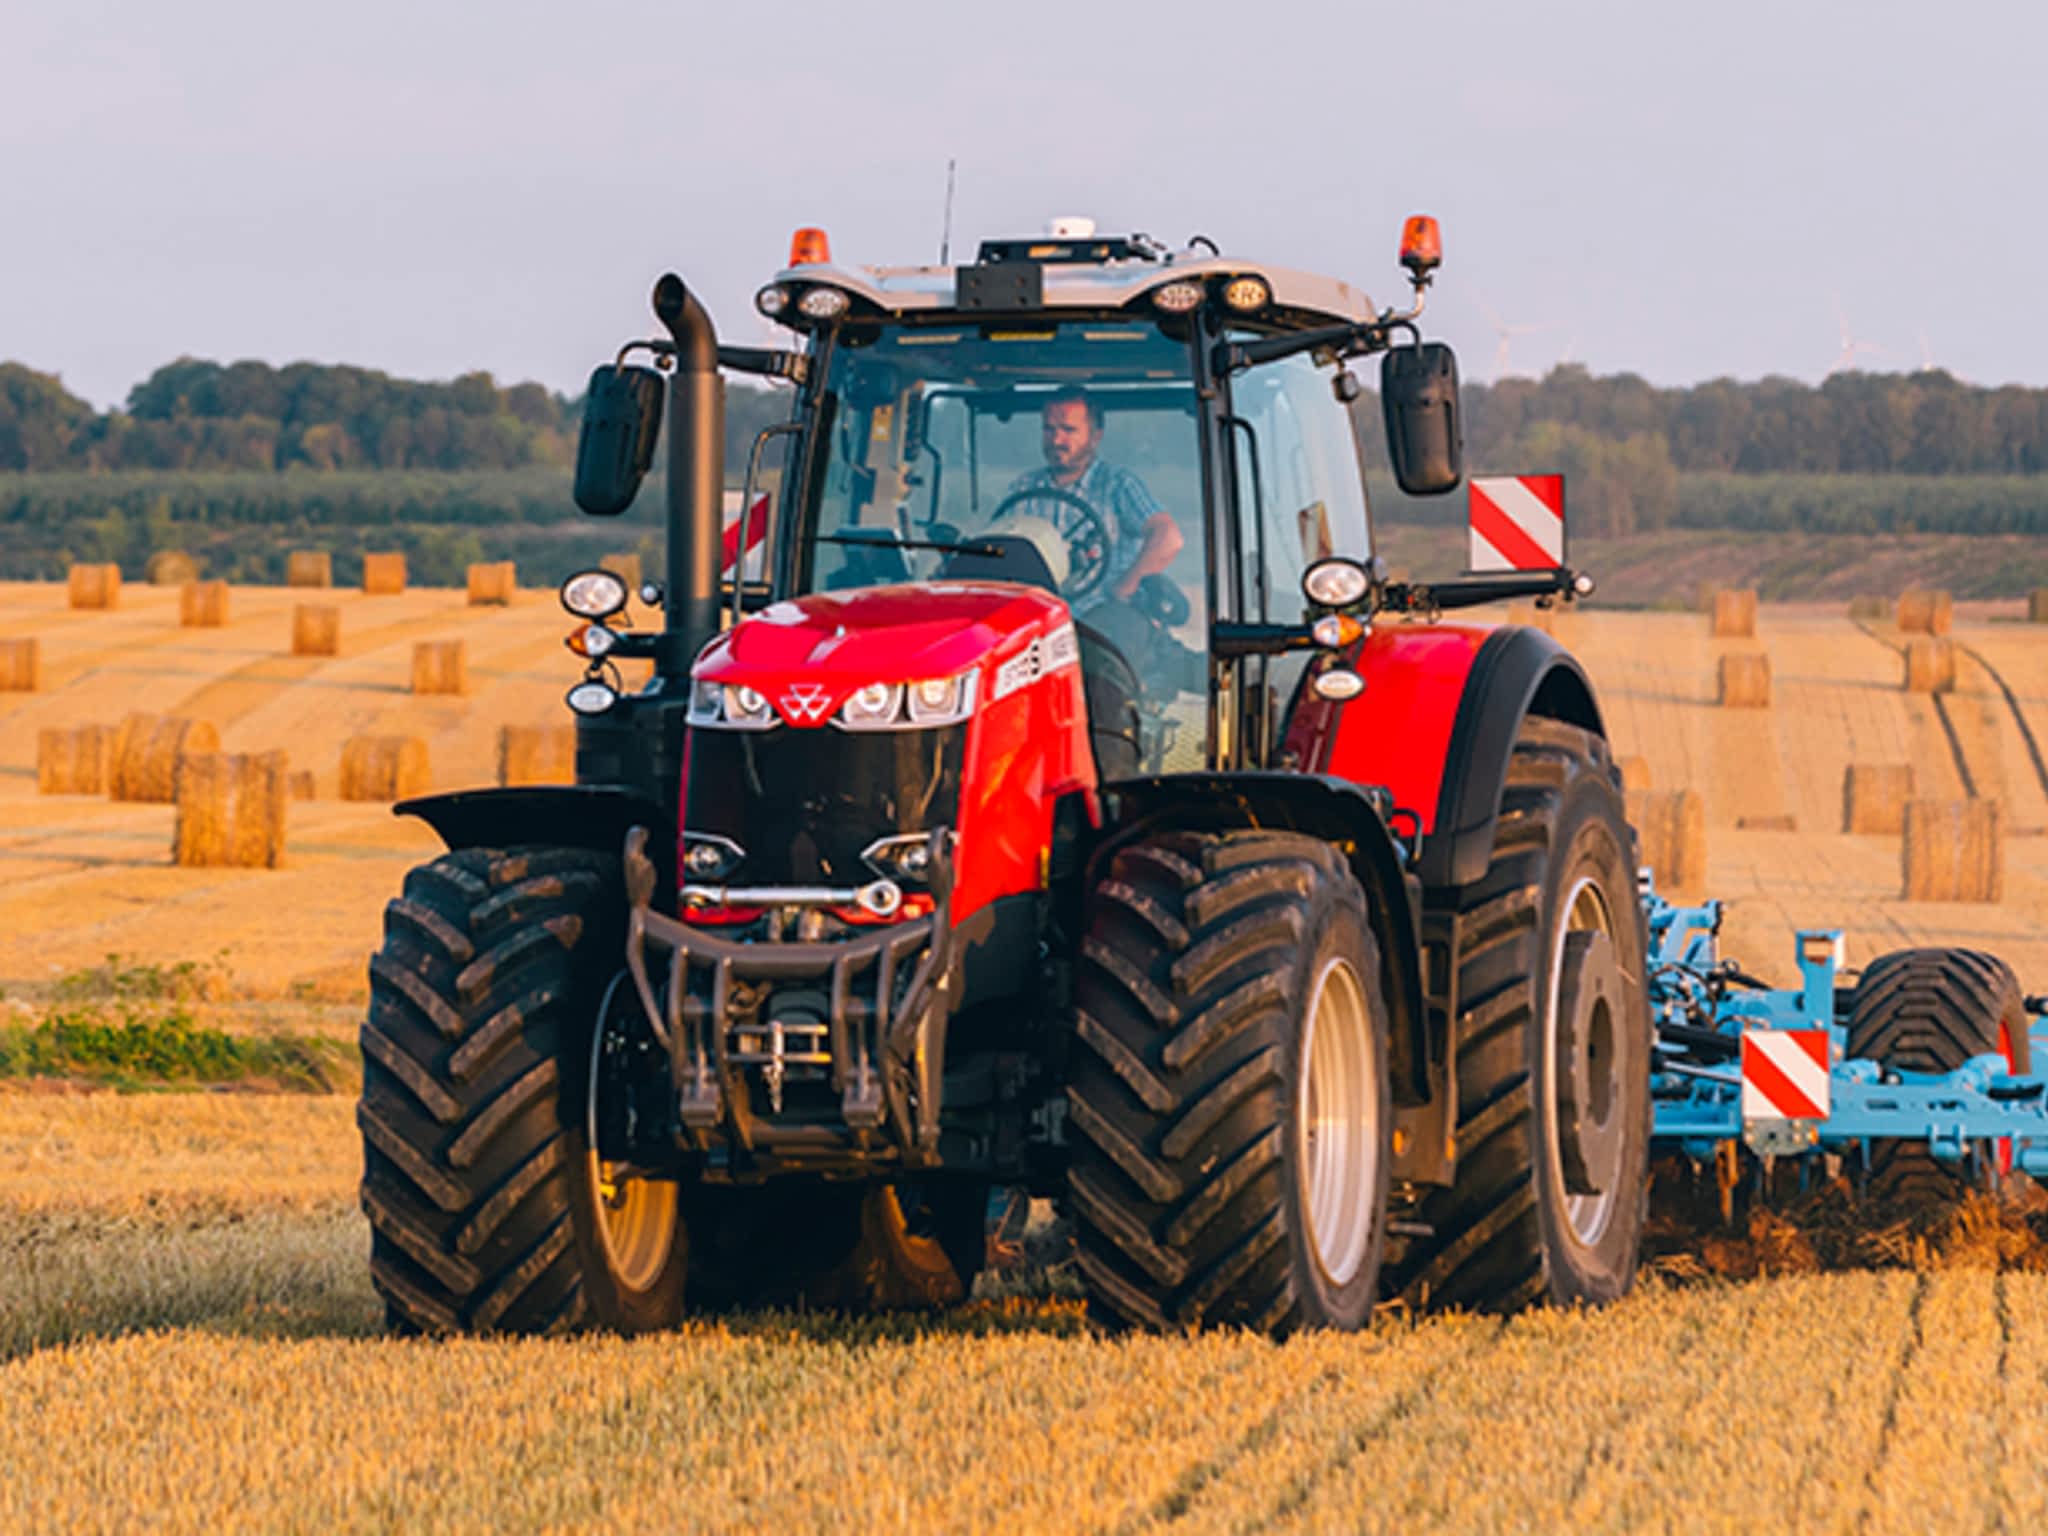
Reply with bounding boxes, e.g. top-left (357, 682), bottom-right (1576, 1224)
top-left (1825, 294), bottom-right (1884, 376)
top-left (1478, 299), bottom-right (1552, 379)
